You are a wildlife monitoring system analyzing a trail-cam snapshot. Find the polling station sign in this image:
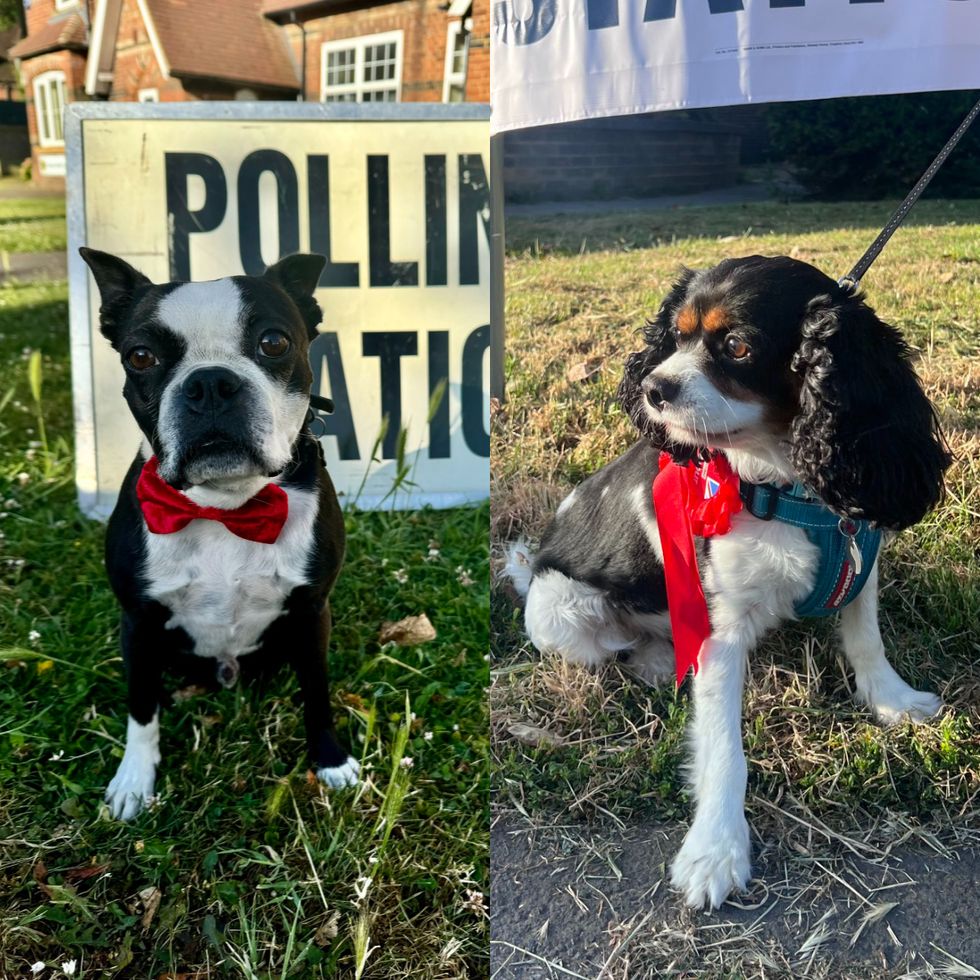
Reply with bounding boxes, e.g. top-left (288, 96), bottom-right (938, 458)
top-left (491, 0), bottom-right (980, 133)
top-left (66, 102), bottom-right (490, 516)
